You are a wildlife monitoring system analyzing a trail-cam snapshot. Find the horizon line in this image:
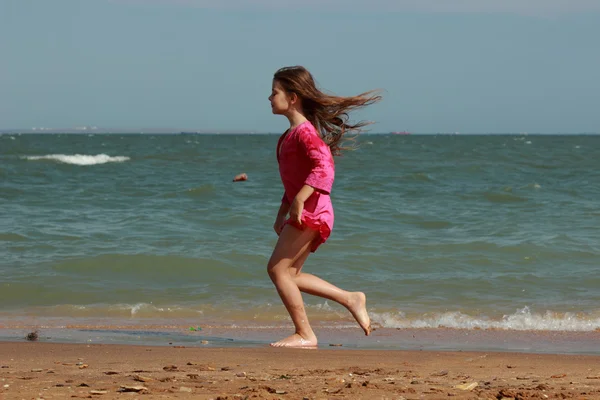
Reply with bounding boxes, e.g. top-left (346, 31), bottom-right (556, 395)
top-left (1, 130), bottom-right (599, 136)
